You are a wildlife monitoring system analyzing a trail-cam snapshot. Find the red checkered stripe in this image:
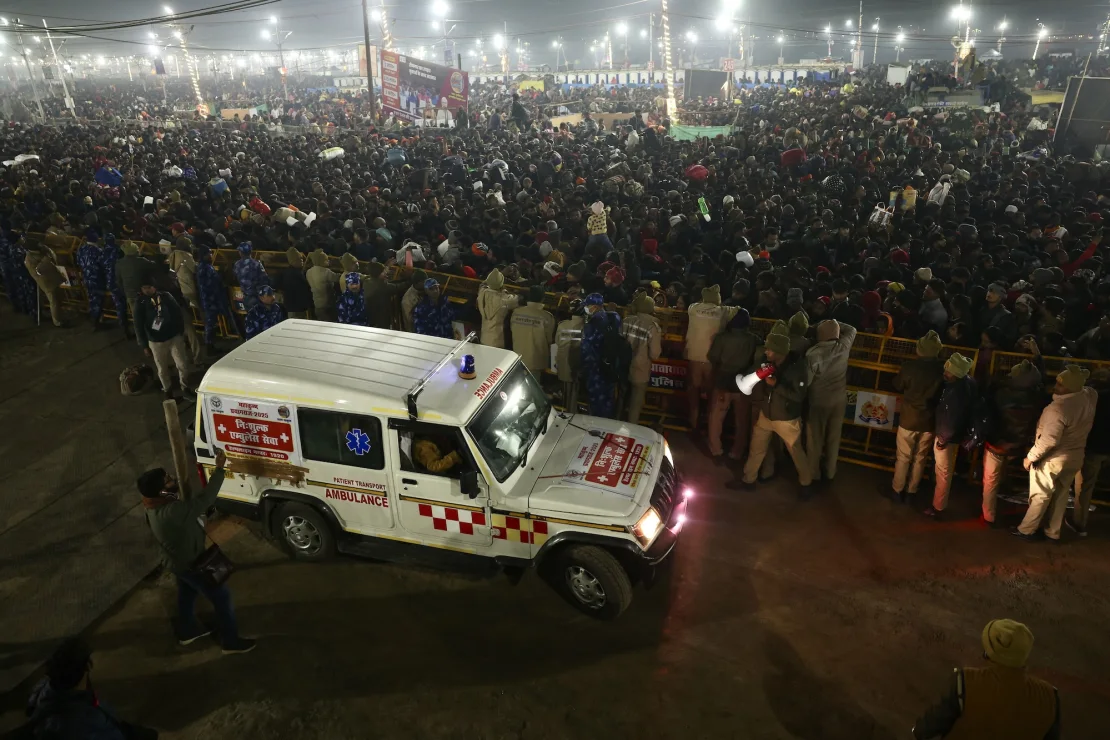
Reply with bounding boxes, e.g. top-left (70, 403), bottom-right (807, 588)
top-left (417, 503), bottom-right (487, 535)
top-left (492, 514), bottom-right (549, 545)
